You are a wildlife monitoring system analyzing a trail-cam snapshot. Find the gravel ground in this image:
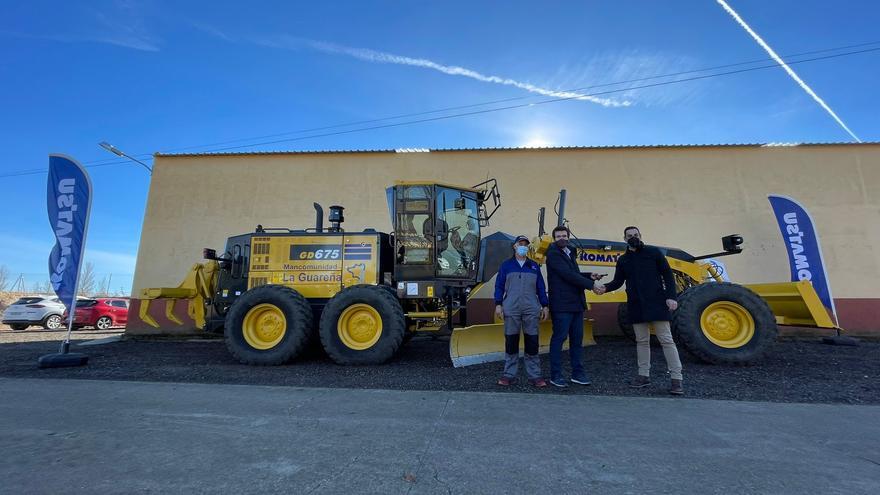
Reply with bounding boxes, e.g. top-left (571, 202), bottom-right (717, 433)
top-left (1, 328), bottom-right (877, 405)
